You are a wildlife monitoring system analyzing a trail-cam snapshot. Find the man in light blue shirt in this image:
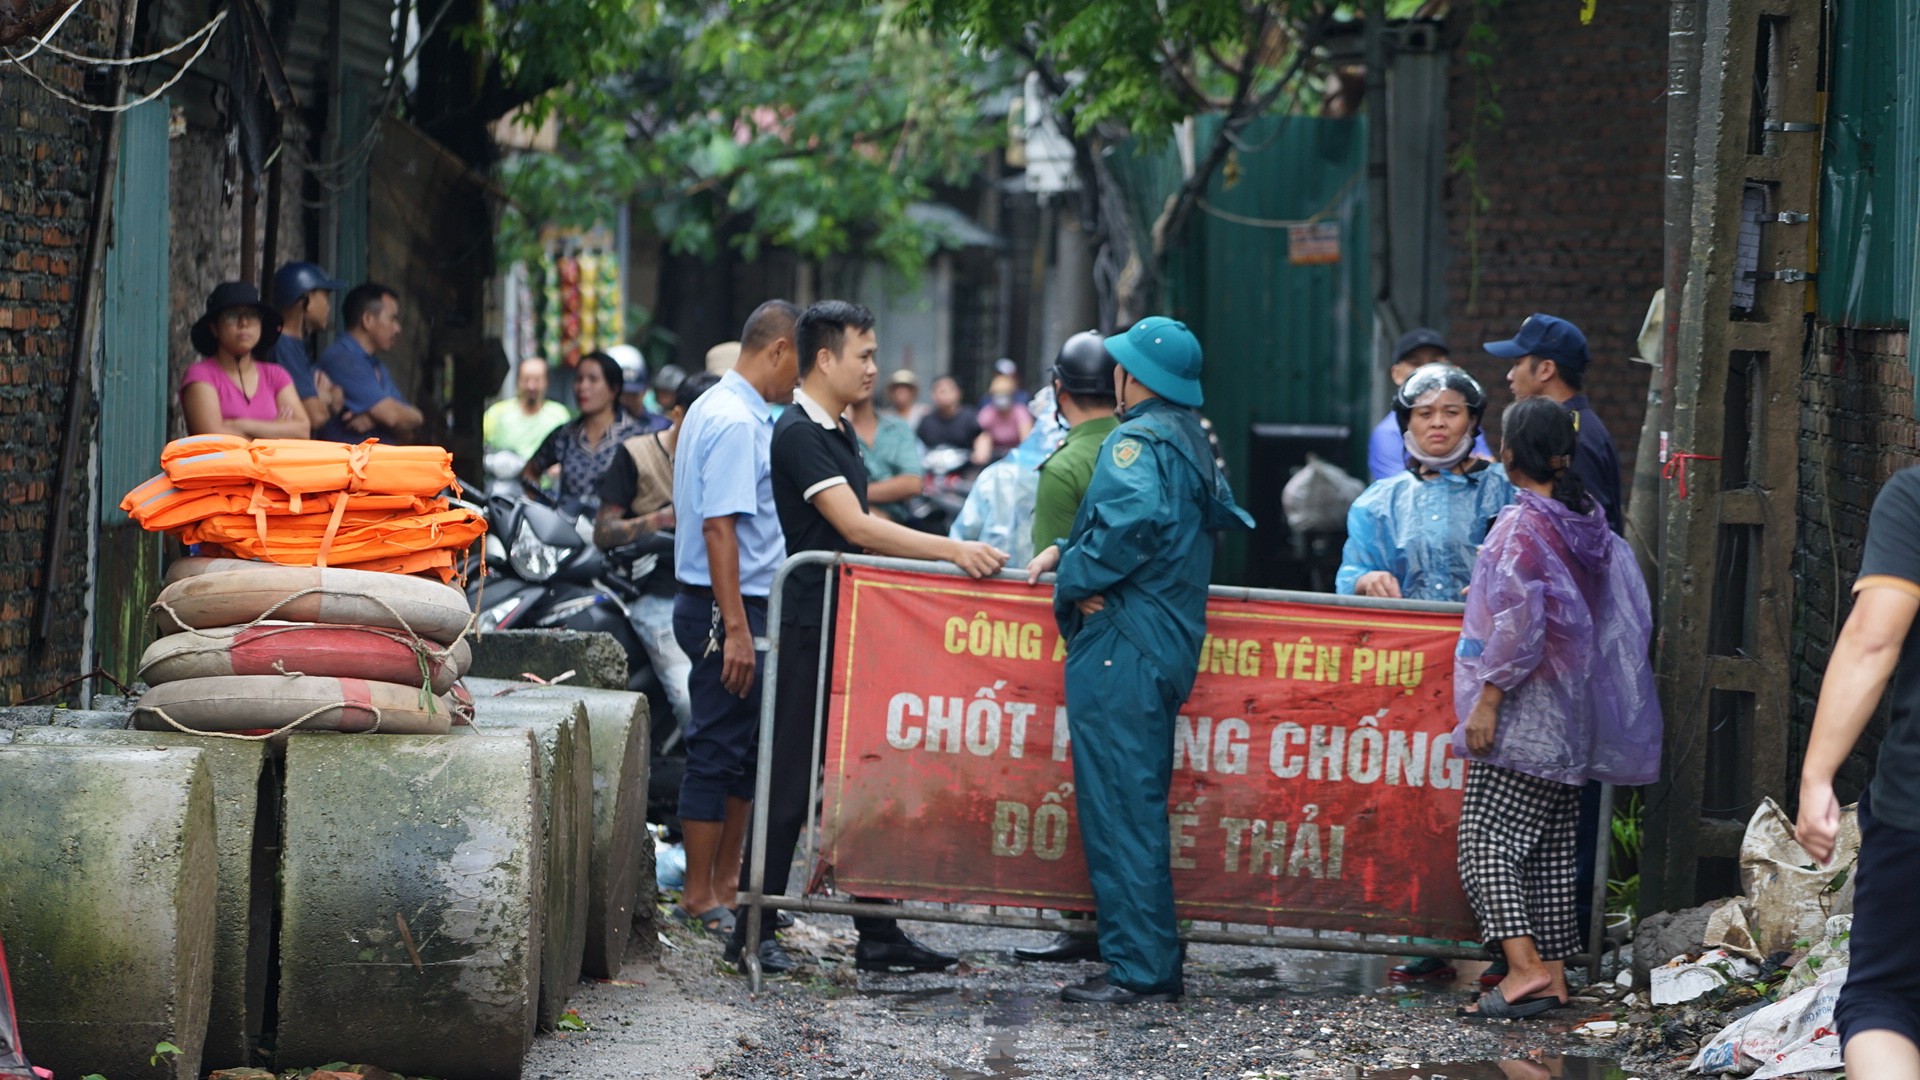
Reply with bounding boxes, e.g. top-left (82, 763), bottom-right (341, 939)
top-left (668, 299), bottom-right (800, 933)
